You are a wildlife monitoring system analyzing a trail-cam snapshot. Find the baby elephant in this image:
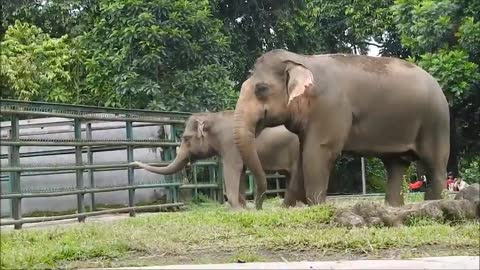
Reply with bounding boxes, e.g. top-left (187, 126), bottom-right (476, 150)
top-left (133, 110), bottom-right (305, 209)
